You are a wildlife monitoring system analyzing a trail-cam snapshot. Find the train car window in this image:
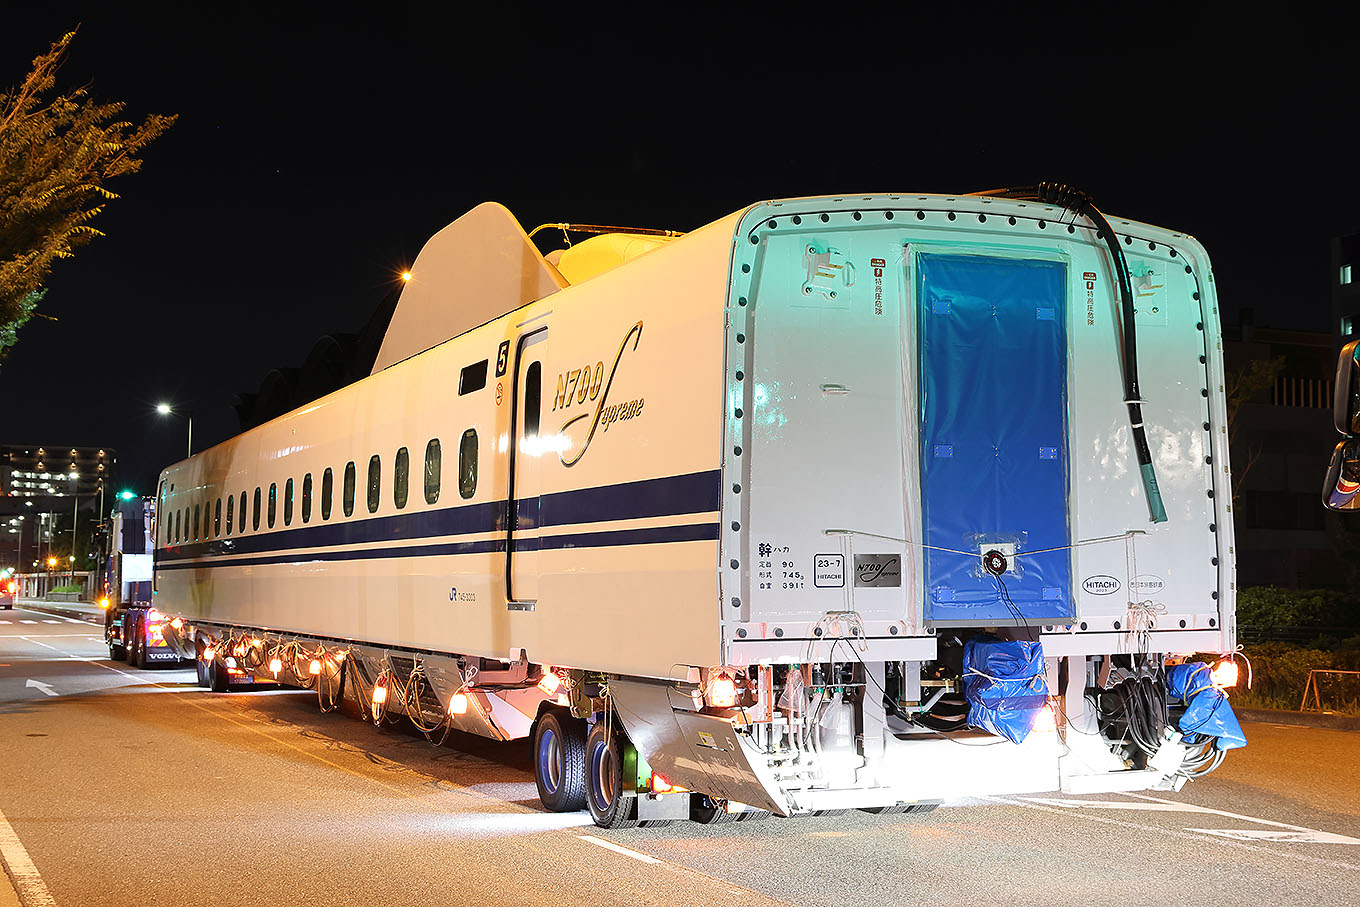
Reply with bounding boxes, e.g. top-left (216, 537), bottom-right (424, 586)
top-left (226, 494), bottom-right (234, 535)
top-left (239, 491), bottom-right (247, 533)
top-left (214, 498), bottom-right (222, 537)
top-left (302, 473), bottom-right (313, 523)
top-left (424, 439), bottom-right (441, 504)
top-left (284, 478), bottom-right (295, 526)
top-left (193, 504), bottom-right (201, 540)
top-left (525, 361), bottom-right (542, 437)
top-left (253, 487), bottom-right (262, 531)
top-left (343, 462), bottom-right (356, 517)
top-left (268, 483), bottom-right (277, 528)
top-left (394, 447), bottom-right (410, 509)
top-left (321, 468), bottom-right (333, 520)
top-left (174, 509), bottom-right (180, 543)
top-left (459, 429), bottom-right (478, 499)
top-left (367, 455), bottom-right (381, 514)
top-left (459, 360), bottom-right (489, 395)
